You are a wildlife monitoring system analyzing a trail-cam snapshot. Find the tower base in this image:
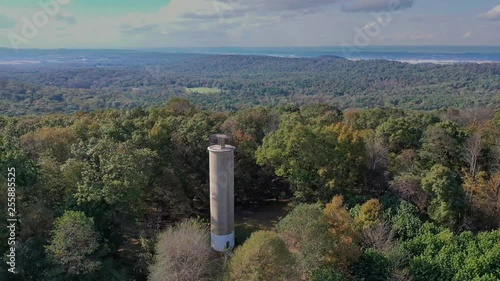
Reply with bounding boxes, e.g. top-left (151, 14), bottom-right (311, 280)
top-left (211, 232), bottom-right (235, 252)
